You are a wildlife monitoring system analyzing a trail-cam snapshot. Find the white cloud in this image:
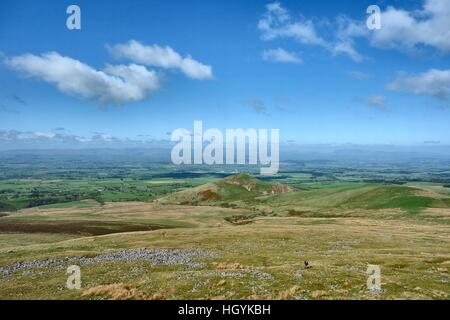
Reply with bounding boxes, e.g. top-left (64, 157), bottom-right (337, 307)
top-left (33, 131), bottom-right (56, 139)
top-left (0, 129), bottom-right (178, 150)
top-left (332, 16), bottom-right (367, 62)
top-left (332, 41), bottom-right (363, 62)
top-left (5, 52), bottom-right (161, 104)
top-left (258, 2), bottom-right (327, 46)
top-left (108, 40), bottom-right (213, 80)
top-left (258, 2), bottom-right (364, 62)
top-left (335, 15), bottom-right (368, 40)
top-left (387, 69), bottom-right (450, 101)
top-left (0, 130), bottom-right (129, 145)
top-left (258, 0), bottom-right (450, 62)
top-left (262, 48), bottom-right (302, 63)
top-left (371, 0), bottom-right (450, 53)
top-left (0, 130), bottom-right (58, 141)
